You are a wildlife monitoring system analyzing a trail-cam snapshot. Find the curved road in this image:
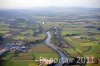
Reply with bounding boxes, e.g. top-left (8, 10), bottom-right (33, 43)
top-left (45, 31), bottom-right (68, 66)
